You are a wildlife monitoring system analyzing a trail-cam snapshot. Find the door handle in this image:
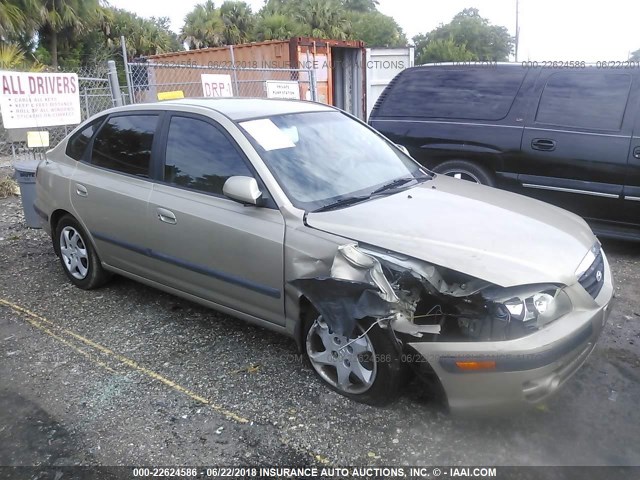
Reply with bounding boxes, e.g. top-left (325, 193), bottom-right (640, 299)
top-left (156, 207), bottom-right (177, 225)
top-left (634, 146), bottom-right (640, 159)
top-left (75, 184), bottom-right (88, 197)
top-left (531, 138), bottom-right (556, 151)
